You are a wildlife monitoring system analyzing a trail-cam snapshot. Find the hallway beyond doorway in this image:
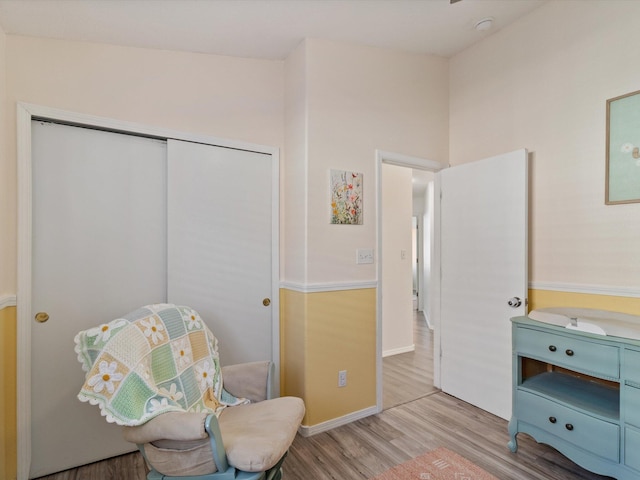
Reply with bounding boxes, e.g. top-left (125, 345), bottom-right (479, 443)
top-left (382, 311), bottom-right (437, 409)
